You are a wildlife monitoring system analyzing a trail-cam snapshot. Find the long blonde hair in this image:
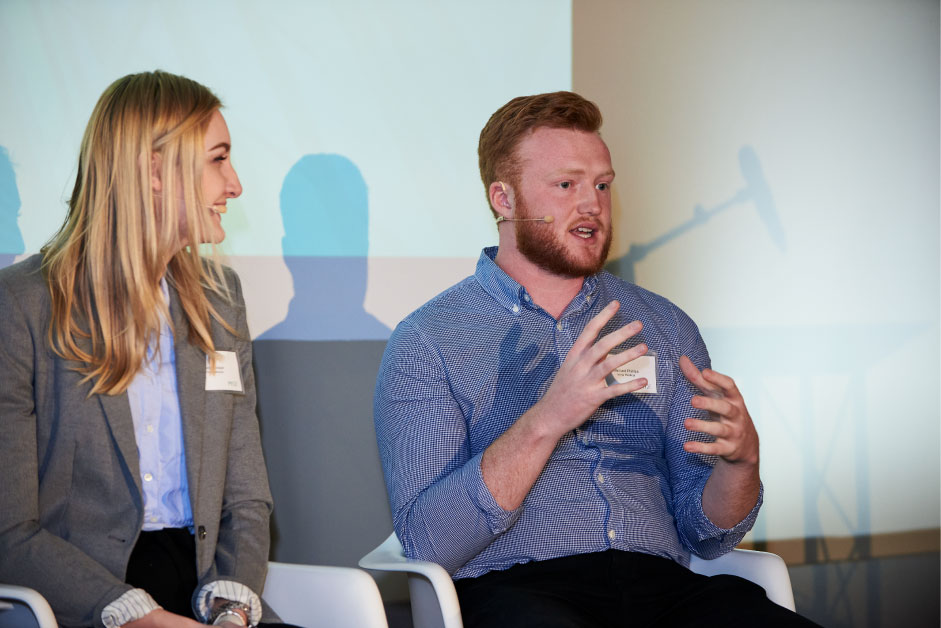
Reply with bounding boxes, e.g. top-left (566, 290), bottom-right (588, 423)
top-left (42, 70), bottom-right (233, 395)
